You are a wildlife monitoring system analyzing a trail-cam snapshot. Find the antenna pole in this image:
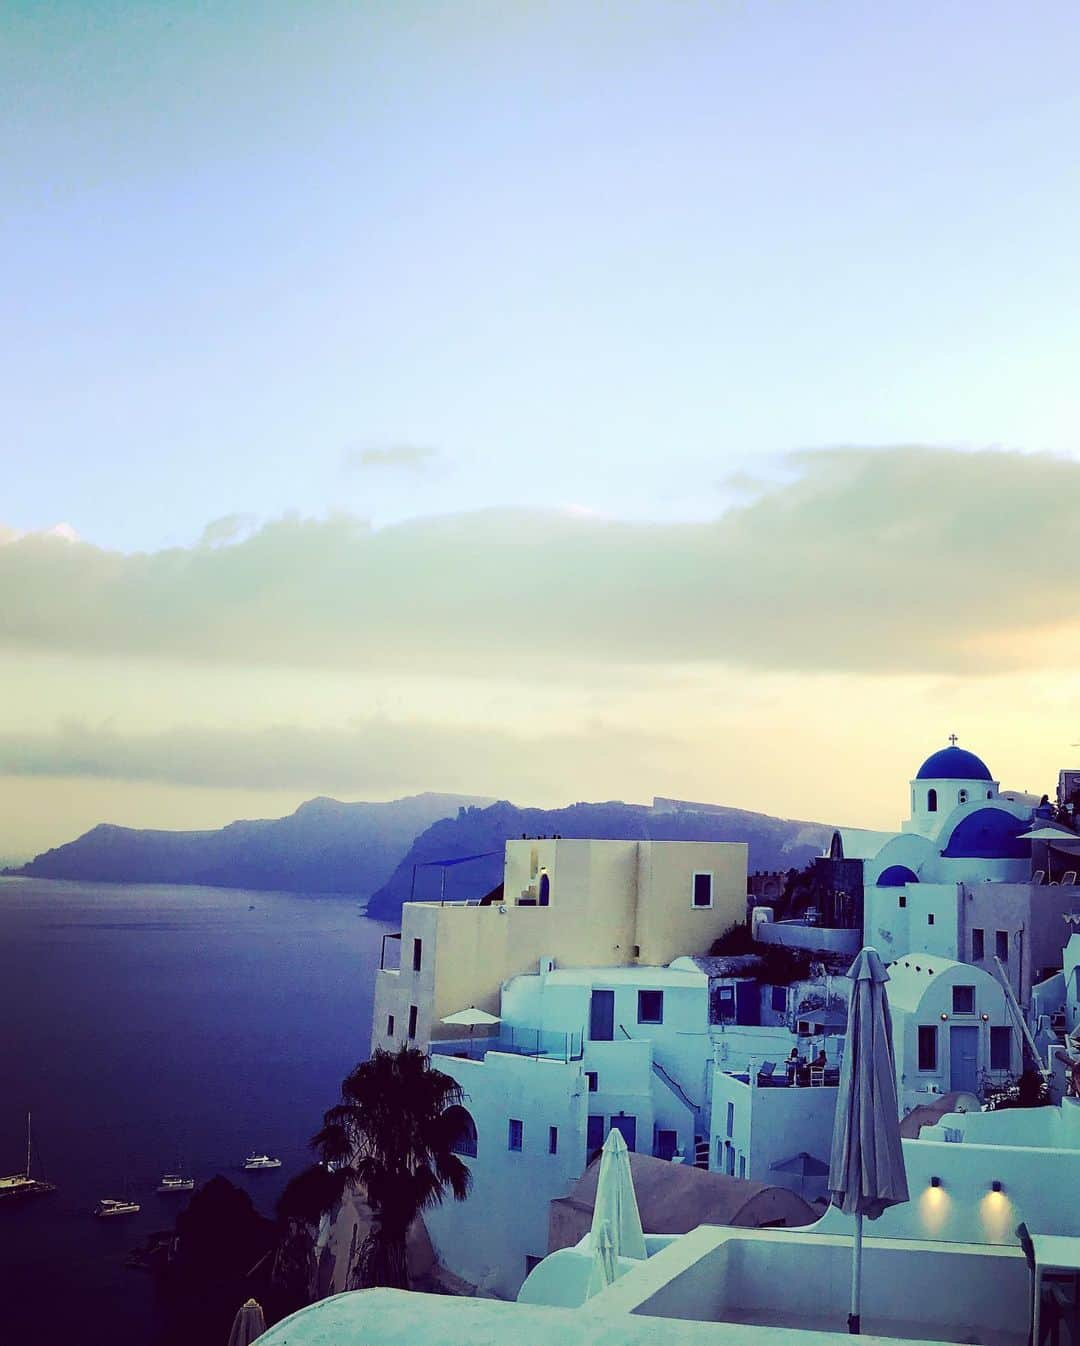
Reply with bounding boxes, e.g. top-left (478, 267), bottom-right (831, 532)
top-left (26, 1111), bottom-right (31, 1178)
